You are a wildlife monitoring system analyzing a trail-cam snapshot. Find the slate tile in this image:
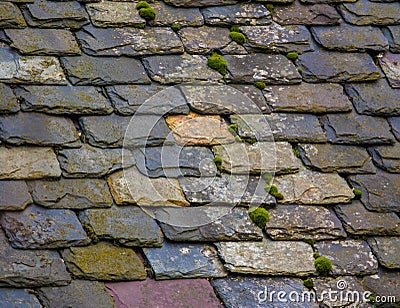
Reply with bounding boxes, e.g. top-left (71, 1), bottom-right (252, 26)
top-left (335, 201), bottom-right (400, 235)
top-left (0, 180), bottom-right (32, 210)
top-left (315, 240), bottom-right (378, 276)
top-left (362, 270), bottom-right (400, 300)
top-left (378, 52), bottom-right (400, 88)
top-left (0, 112), bottom-right (80, 147)
top-left (231, 84), bottom-right (270, 113)
top-left (15, 85), bottom-right (112, 115)
top-left (367, 237), bottom-right (400, 269)
top-left (60, 54), bottom-right (150, 86)
top-left (143, 241), bottom-right (227, 279)
top-left (300, 0), bottom-right (356, 3)
top-left (151, 1), bottom-right (204, 26)
top-left (387, 25), bottom-right (400, 52)
top-left (369, 143), bottom-right (400, 173)
top-left (164, 0), bottom-right (237, 7)
top-left (79, 206), bottom-right (163, 247)
top-left (0, 83), bottom-right (19, 113)
top-left (0, 146), bottom-right (61, 180)
top-left (0, 2), bottom-right (26, 28)
top-left (0, 230), bottom-right (71, 287)
top-left (62, 242), bottom-right (146, 281)
top-left (388, 117), bottom-right (400, 141)
top-left (178, 26), bottom-right (230, 54)
top-left (0, 288), bottom-right (41, 308)
top-left (266, 205), bottom-right (346, 240)
top-left (298, 50), bottom-right (381, 82)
